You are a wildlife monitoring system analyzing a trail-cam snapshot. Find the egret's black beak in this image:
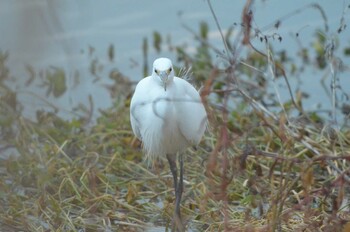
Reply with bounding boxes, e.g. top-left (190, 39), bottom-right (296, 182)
top-left (159, 71), bottom-right (168, 91)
